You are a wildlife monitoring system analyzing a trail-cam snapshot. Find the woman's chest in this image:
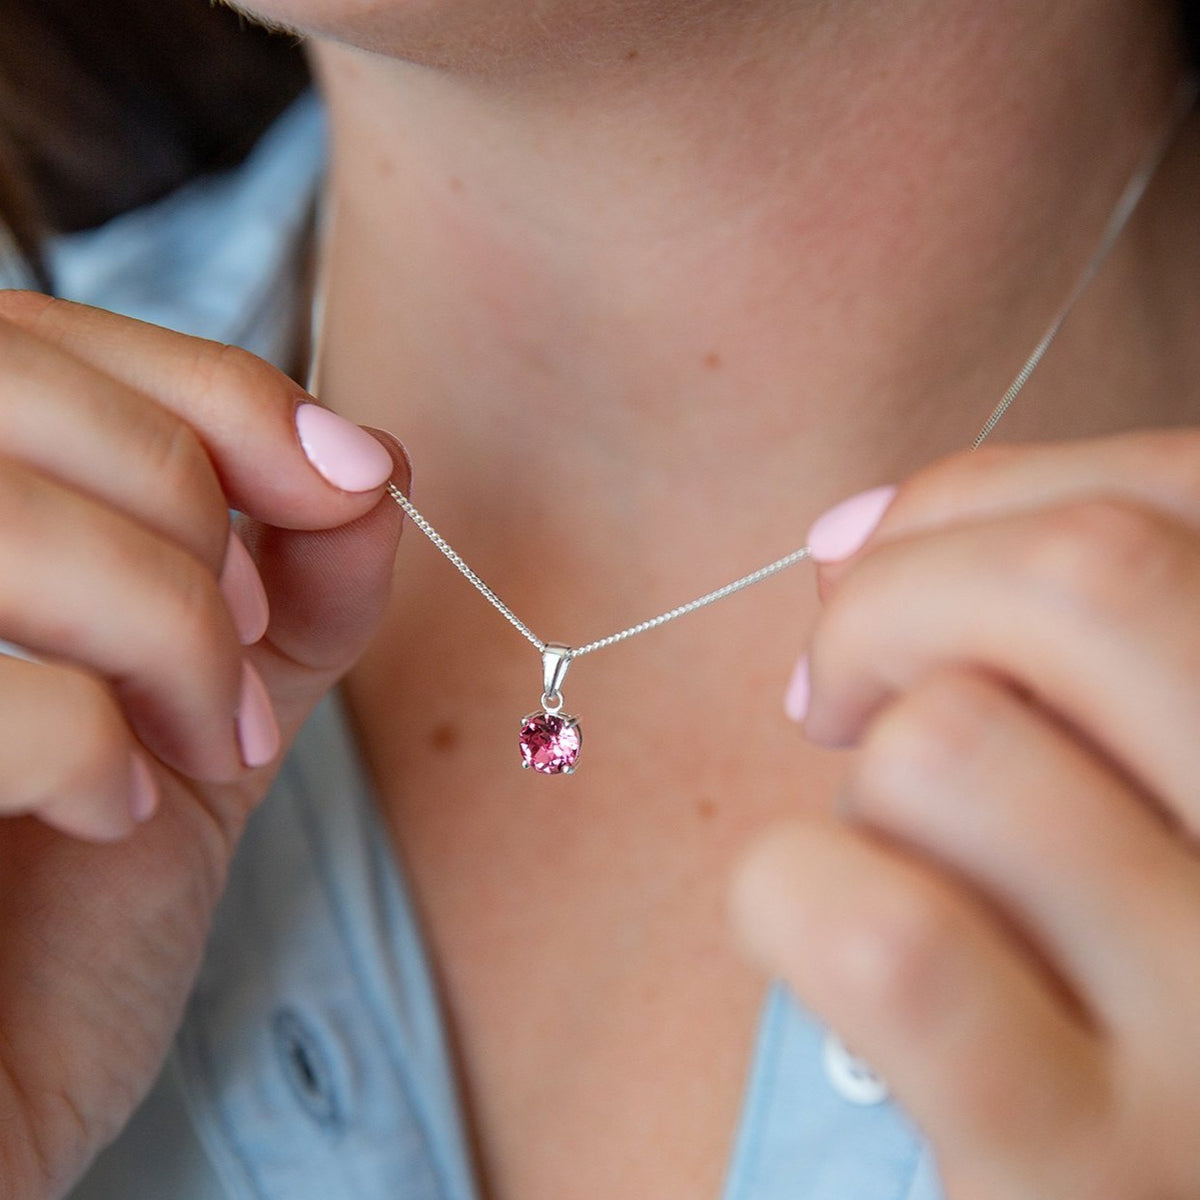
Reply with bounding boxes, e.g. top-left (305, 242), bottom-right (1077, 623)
top-left (345, 646), bottom-right (846, 1200)
top-left (381, 792), bottom-right (774, 1200)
